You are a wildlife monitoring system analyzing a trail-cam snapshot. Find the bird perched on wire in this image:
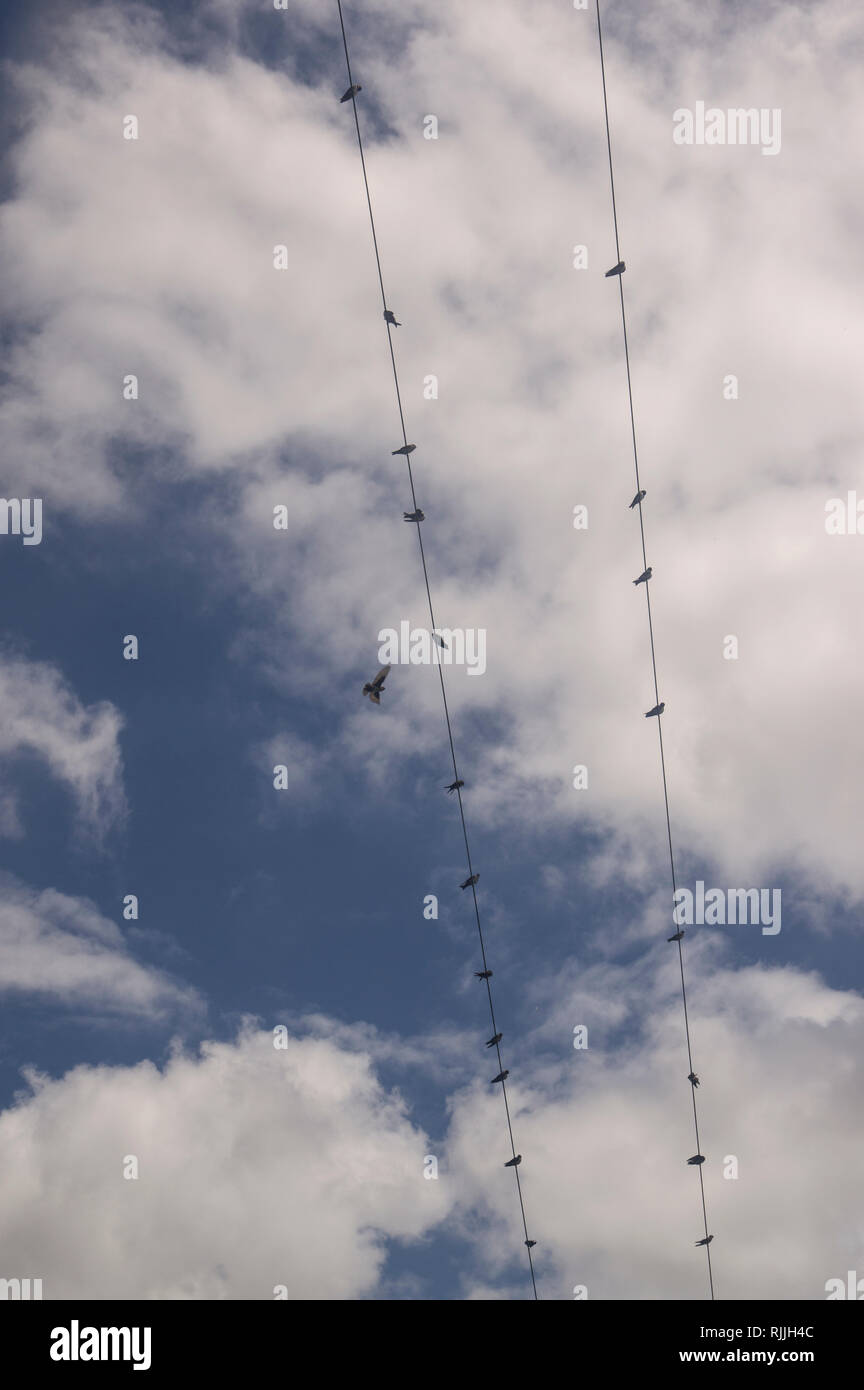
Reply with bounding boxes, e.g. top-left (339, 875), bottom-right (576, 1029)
top-left (633, 566), bottom-right (652, 586)
top-left (605, 260), bottom-right (626, 277)
top-left (525, 1240), bottom-right (537, 1249)
top-left (340, 84), bottom-right (361, 103)
top-left (383, 309), bottom-right (401, 327)
top-left (688, 1072), bottom-right (700, 1088)
top-left (460, 873), bottom-right (479, 890)
top-left (392, 444), bottom-right (416, 456)
top-left (485, 1032), bottom-right (502, 1049)
top-left (667, 929), bottom-right (684, 942)
top-left (695, 1235), bottom-right (714, 1247)
top-left (403, 510), bottom-right (425, 522)
top-left (629, 489), bottom-right (646, 509)
top-left (490, 1069), bottom-right (509, 1084)
top-left (504, 1155), bottom-right (522, 1168)
top-left (687, 1155), bottom-right (706, 1166)
top-left (474, 969), bottom-right (492, 980)
top-left (645, 702), bottom-right (665, 718)
top-left (445, 780), bottom-right (464, 793)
